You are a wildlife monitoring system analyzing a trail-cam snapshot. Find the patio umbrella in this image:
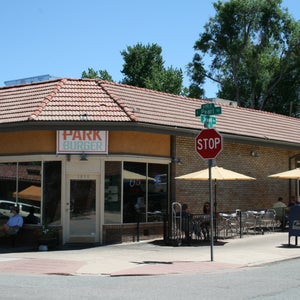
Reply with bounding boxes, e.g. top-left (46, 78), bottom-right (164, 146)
top-left (268, 168), bottom-right (300, 180)
top-left (176, 166), bottom-right (256, 181)
top-left (123, 170), bottom-right (155, 181)
top-left (13, 185), bottom-right (41, 201)
top-left (268, 168), bottom-right (300, 200)
top-left (176, 166), bottom-right (255, 259)
top-left (175, 166), bottom-right (256, 228)
top-left (123, 170), bottom-right (147, 180)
